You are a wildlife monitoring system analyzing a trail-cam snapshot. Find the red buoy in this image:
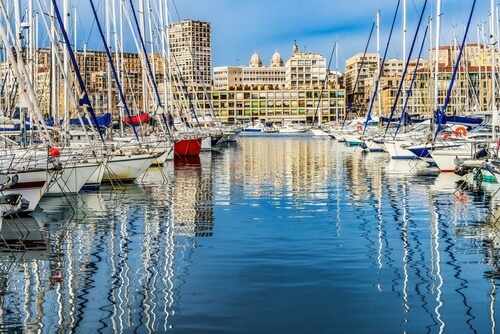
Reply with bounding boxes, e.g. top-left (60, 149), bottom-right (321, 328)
top-left (49, 147), bottom-right (61, 157)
